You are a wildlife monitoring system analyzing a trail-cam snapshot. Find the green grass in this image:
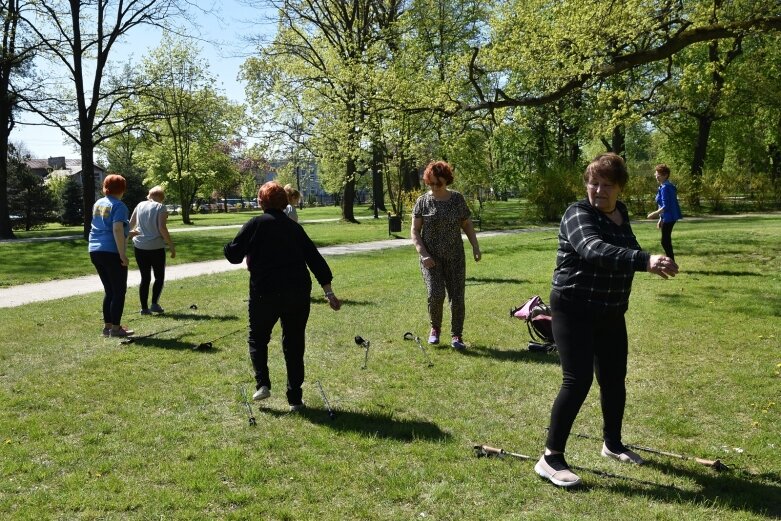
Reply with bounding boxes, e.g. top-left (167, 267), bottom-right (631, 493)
top-left (1, 216), bottom-right (779, 519)
top-left (0, 210), bottom-right (408, 287)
